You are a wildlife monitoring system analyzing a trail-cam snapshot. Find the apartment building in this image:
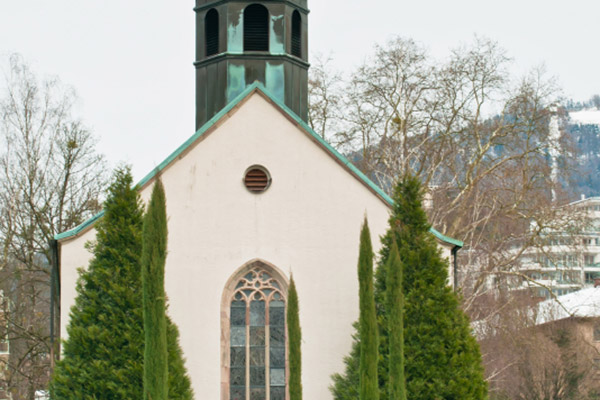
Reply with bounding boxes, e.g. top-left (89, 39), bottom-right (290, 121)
top-left (518, 196), bottom-right (600, 298)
